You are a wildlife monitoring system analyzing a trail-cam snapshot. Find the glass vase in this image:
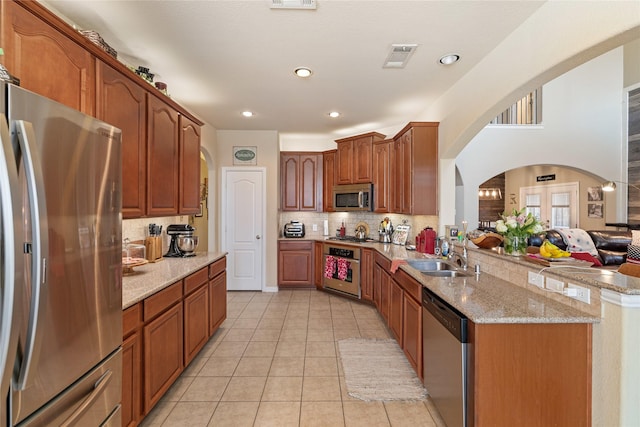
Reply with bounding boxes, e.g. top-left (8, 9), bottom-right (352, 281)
top-left (504, 235), bottom-right (527, 256)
